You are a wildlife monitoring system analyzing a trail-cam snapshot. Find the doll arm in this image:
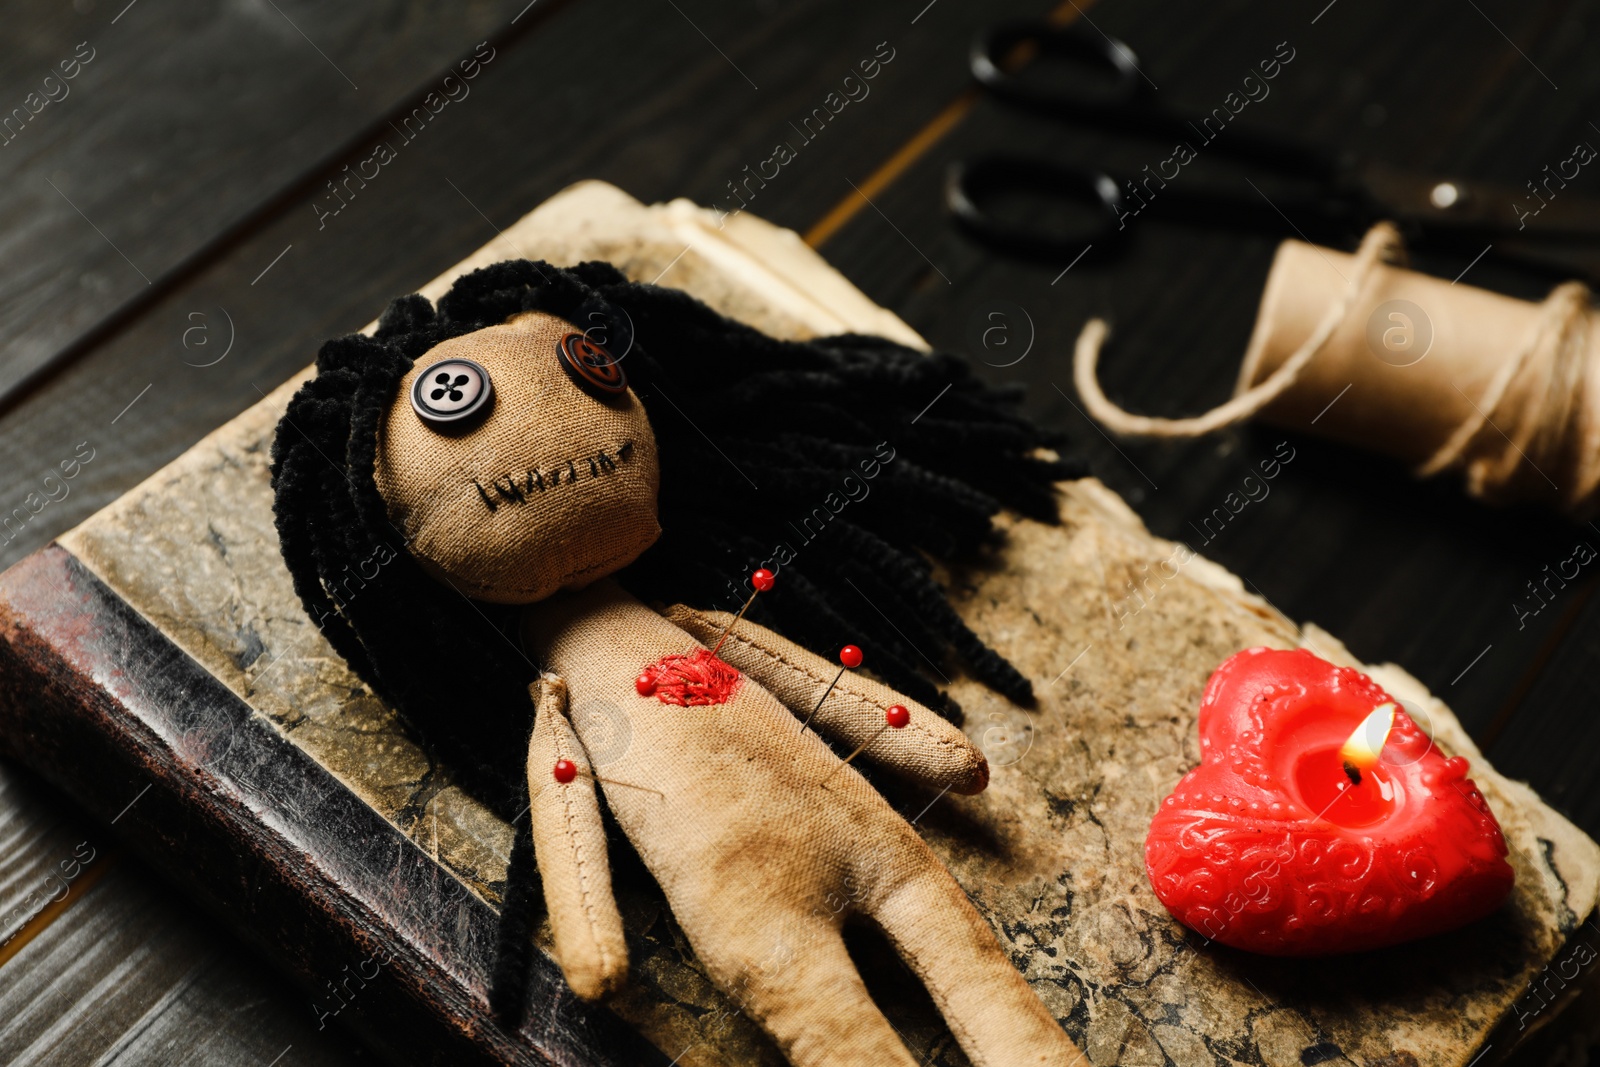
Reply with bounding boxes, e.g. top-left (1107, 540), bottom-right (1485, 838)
top-left (661, 605), bottom-right (989, 795)
top-left (525, 674), bottom-right (628, 1001)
